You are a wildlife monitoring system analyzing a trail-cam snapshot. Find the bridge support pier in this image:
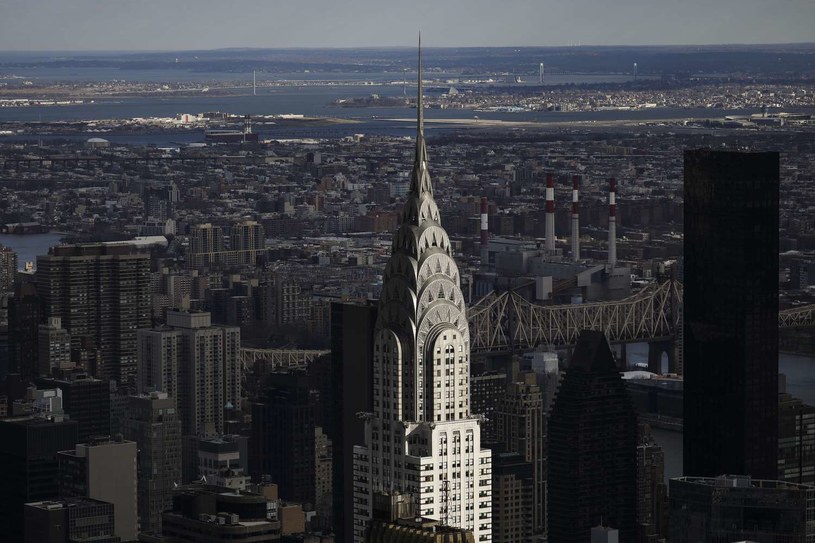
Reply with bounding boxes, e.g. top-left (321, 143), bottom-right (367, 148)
top-left (647, 339), bottom-right (674, 374)
top-left (613, 343), bottom-right (628, 370)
